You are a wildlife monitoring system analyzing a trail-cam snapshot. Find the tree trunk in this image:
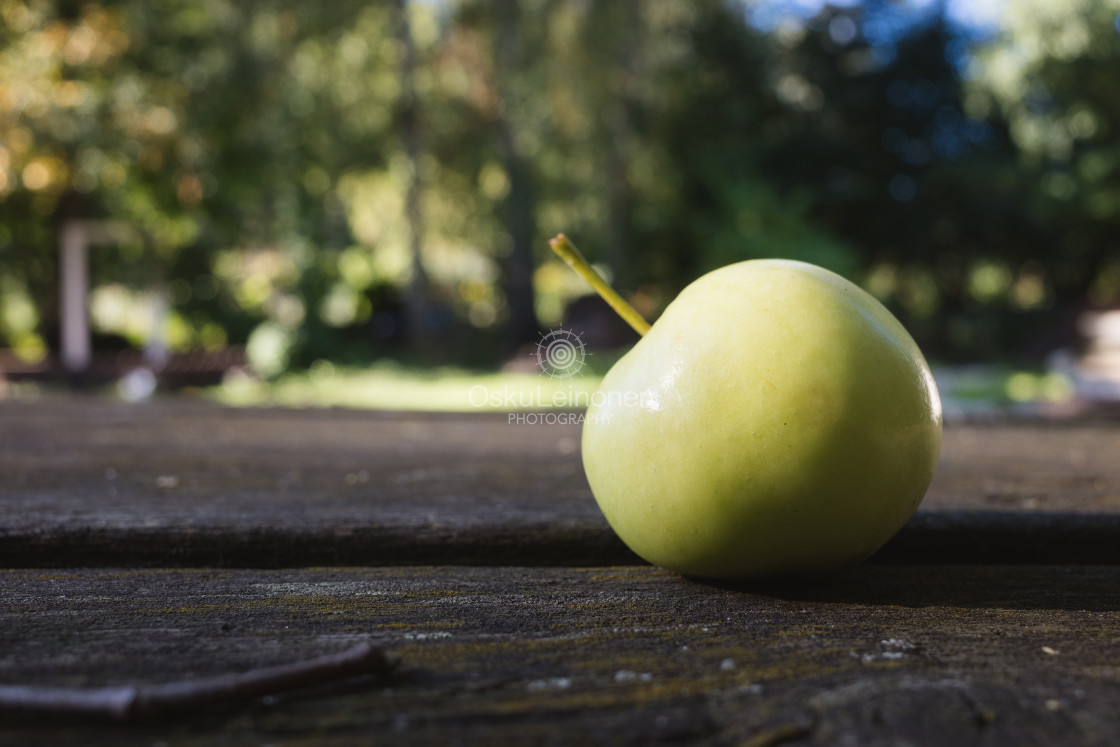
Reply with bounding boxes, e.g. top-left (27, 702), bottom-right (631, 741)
top-left (495, 4), bottom-right (539, 349)
top-left (396, 0), bottom-right (429, 351)
top-left (606, 1), bottom-right (640, 286)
